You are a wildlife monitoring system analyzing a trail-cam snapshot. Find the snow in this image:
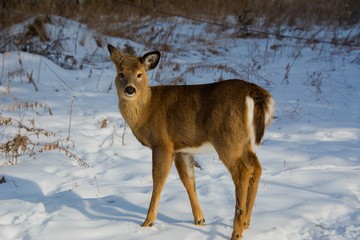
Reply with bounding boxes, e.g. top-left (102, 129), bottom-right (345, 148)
top-left (1, 15), bottom-right (360, 239)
